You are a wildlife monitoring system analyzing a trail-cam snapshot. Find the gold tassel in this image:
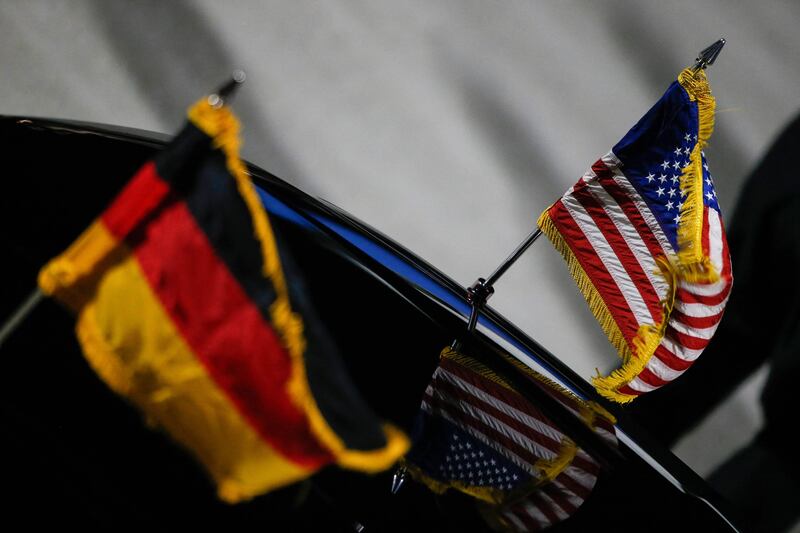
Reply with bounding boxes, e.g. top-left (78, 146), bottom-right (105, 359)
top-left (676, 68), bottom-right (720, 283)
top-left (188, 99), bottom-right (409, 471)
